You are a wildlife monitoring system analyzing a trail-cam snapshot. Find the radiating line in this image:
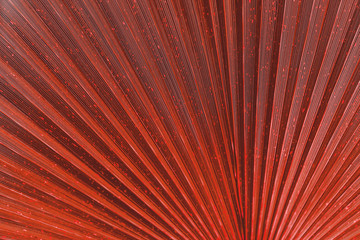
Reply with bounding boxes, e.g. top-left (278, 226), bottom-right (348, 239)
top-left (0, 0), bottom-right (360, 239)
